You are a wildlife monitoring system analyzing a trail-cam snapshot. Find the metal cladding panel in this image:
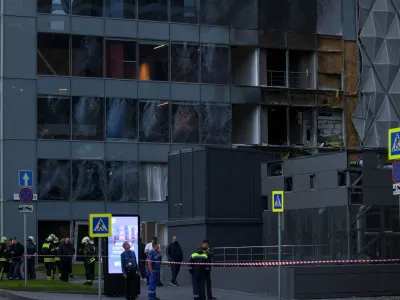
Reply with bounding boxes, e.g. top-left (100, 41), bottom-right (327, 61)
top-left (168, 154), bottom-right (181, 219)
top-left (180, 152), bottom-right (194, 218)
top-left (192, 150), bottom-right (206, 217)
